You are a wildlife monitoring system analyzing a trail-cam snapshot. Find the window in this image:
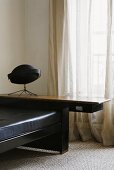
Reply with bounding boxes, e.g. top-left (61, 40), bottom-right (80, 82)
top-left (68, 0), bottom-right (114, 97)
